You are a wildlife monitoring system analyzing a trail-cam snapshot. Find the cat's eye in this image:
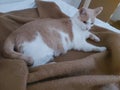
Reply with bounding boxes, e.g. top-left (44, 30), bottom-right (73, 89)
top-left (83, 21), bottom-right (87, 24)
